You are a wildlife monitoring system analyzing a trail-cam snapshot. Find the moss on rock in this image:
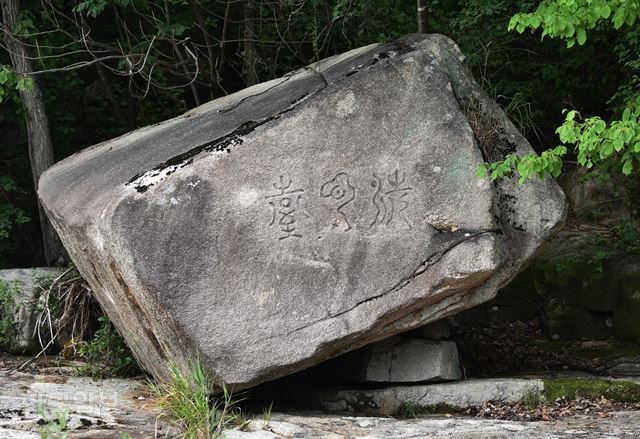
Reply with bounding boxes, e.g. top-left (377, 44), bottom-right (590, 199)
top-left (544, 378), bottom-right (640, 402)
